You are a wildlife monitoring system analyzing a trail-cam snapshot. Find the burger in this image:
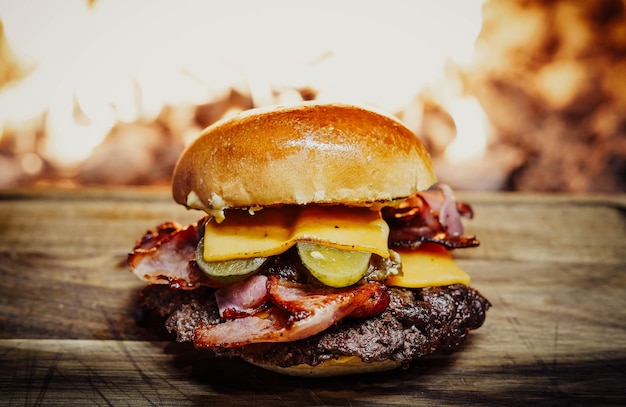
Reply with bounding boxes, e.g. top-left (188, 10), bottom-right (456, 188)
top-left (128, 102), bottom-right (490, 377)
